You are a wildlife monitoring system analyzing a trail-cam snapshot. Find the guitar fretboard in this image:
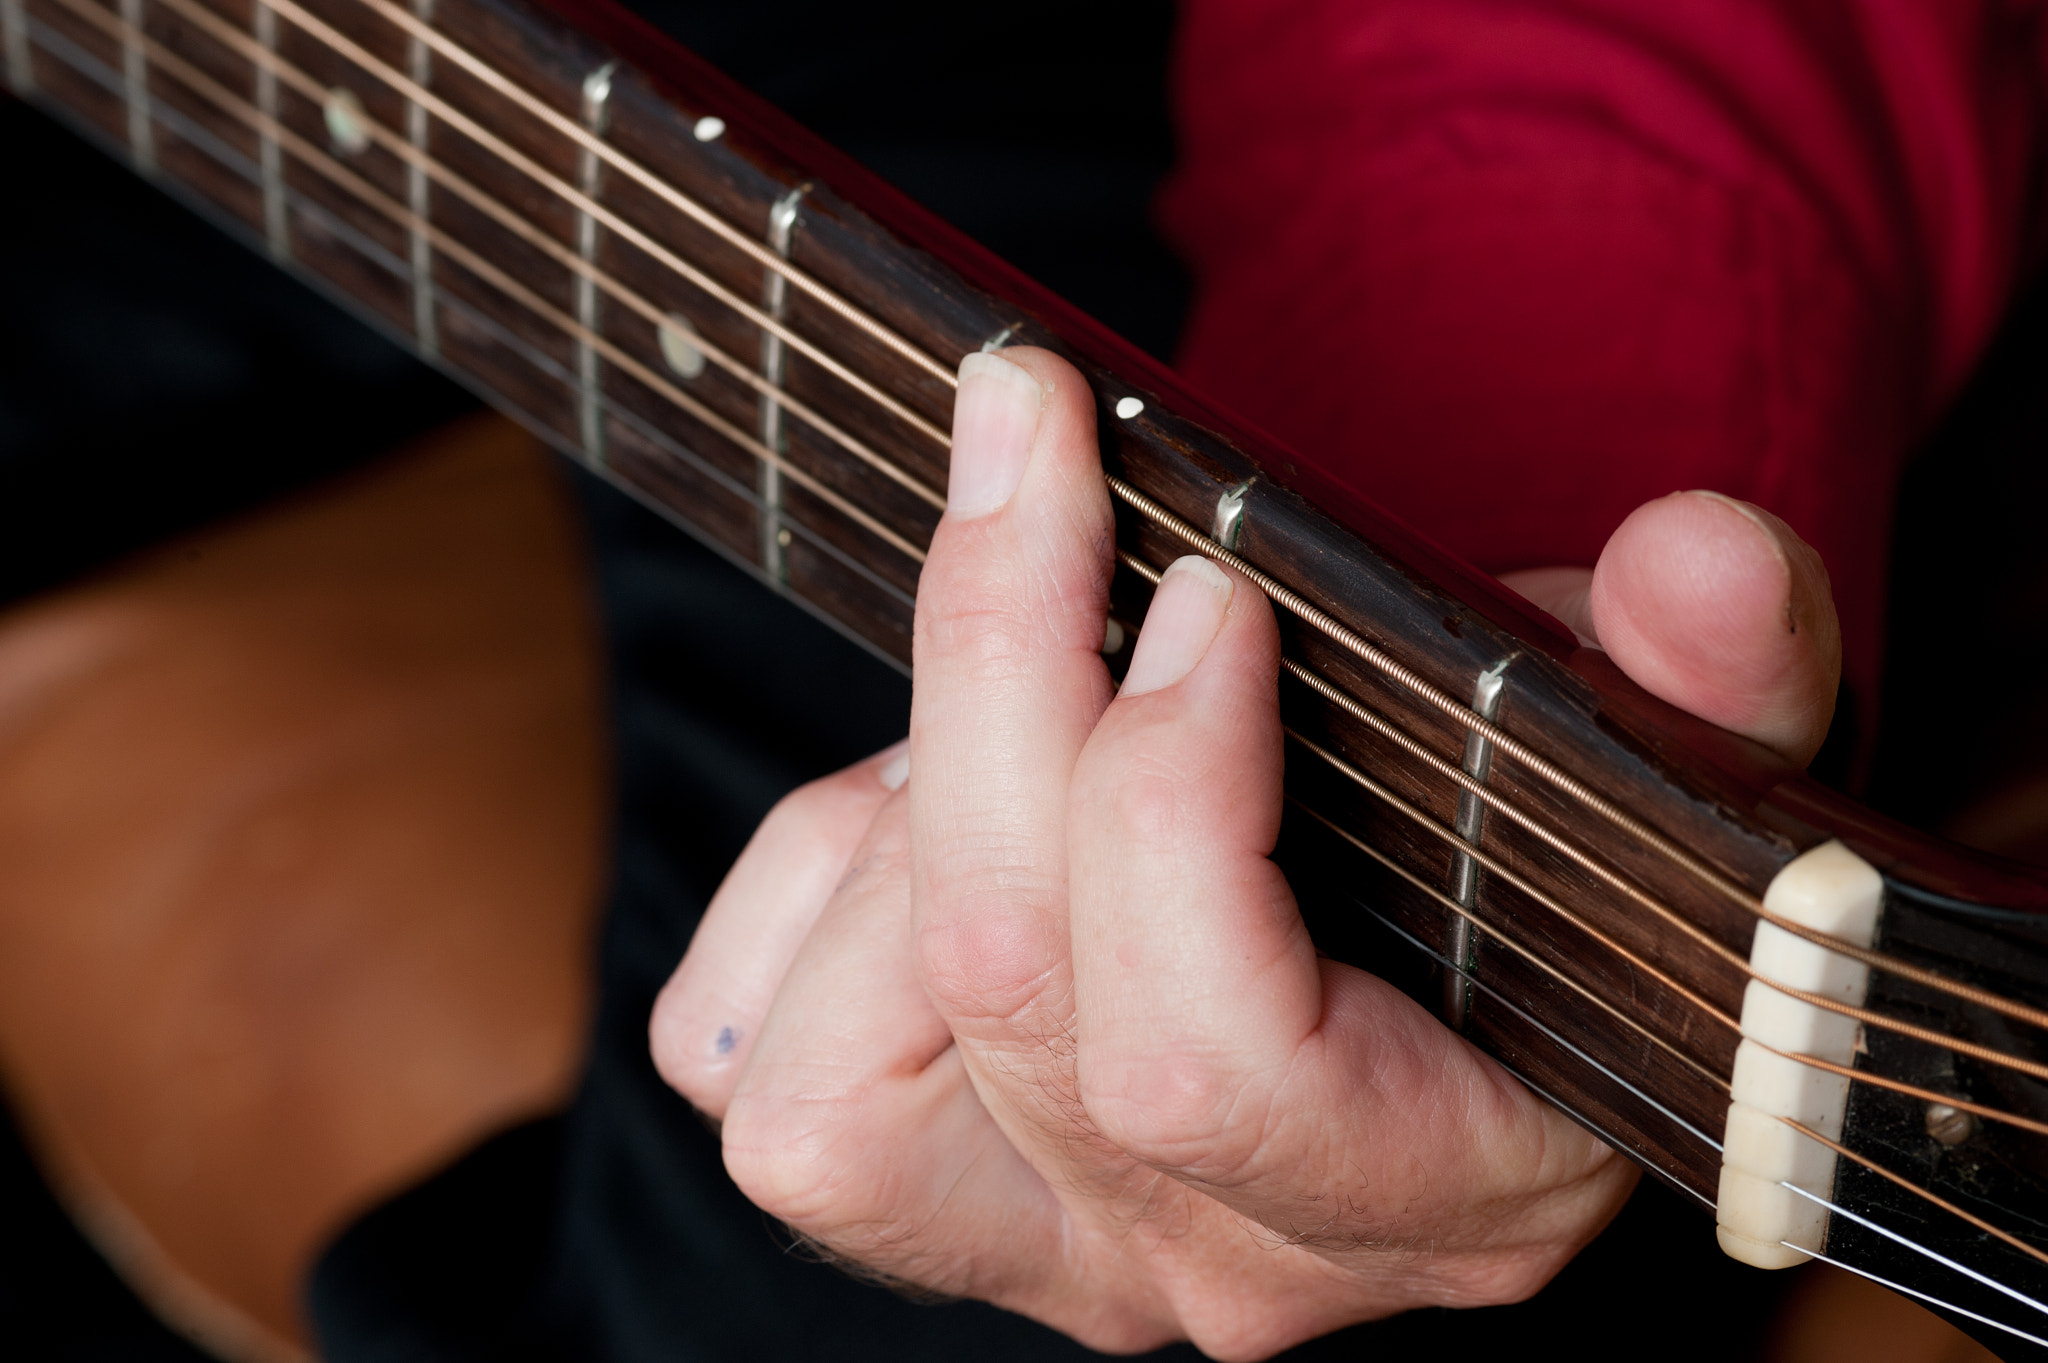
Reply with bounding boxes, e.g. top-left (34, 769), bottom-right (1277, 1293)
top-left (16, 0), bottom-right (2048, 1337)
